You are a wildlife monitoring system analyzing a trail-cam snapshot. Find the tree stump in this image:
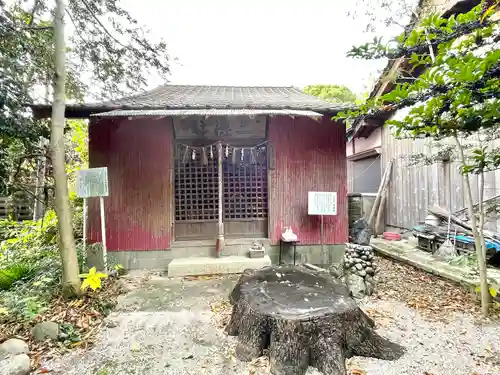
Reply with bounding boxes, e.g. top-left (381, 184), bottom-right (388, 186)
top-left (226, 266), bottom-right (405, 375)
